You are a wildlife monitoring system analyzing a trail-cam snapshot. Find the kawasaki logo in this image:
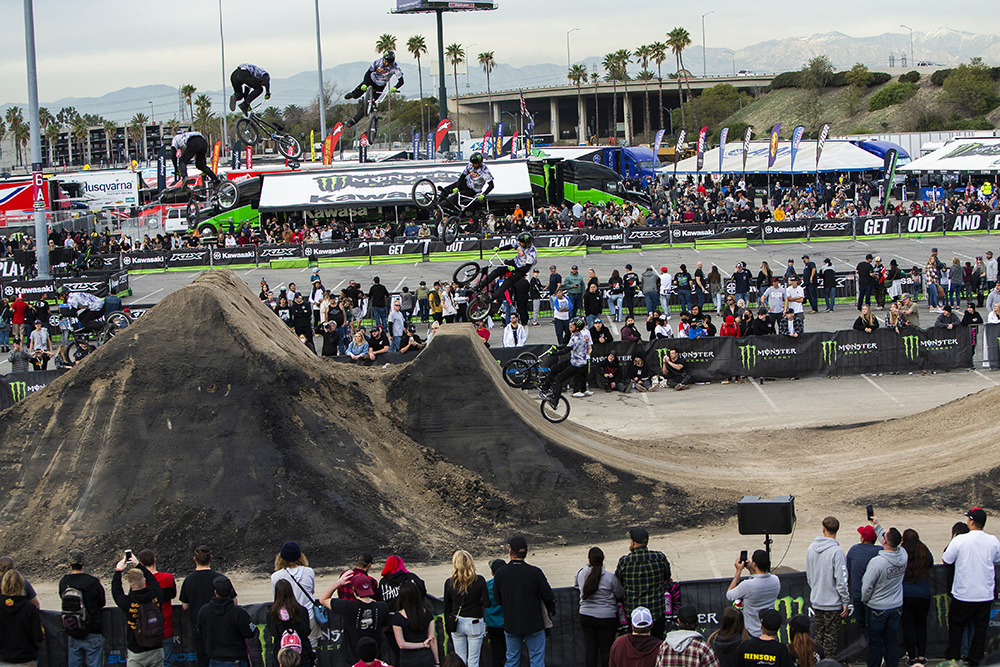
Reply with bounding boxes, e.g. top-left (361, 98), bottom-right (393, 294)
top-left (9, 381), bottom-right (26, 402)
top-left (672, 228), bottom-right (681, 237)
top-left (2, 285), bottom-right (13, 297)
top-left (902, 335), bottom-right (919, 361)
top-left (821, 340), bottom-right (838, 364)
top-left (122, 256), bottom-right (132, 265)
top-left (764, 225), bottom-right (773, 234)
top-left (738, 344), bottom-right (756, 370)
top-left (304, 247), bottom-right (314, 255)
top-left (213, 251), bottom-right (222, 259)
